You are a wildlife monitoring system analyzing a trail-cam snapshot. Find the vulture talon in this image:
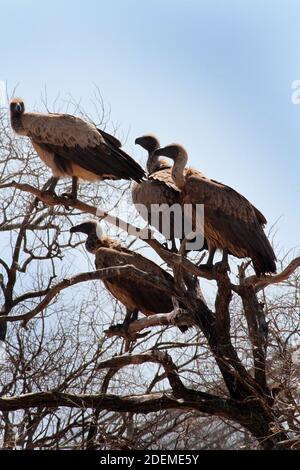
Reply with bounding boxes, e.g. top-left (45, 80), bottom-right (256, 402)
top-left (197, 262), bottom-right (214, 272)
top-left (213, 261), bottom-right (230, 275)
top-left (70, 221), bottom-right (186, 334)
top-left (61, 192), bottom-right (76, 201)
top-left (162, 241), bottom-right (178, 254)
top-left (41, 189), bottom-right (57, 198)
